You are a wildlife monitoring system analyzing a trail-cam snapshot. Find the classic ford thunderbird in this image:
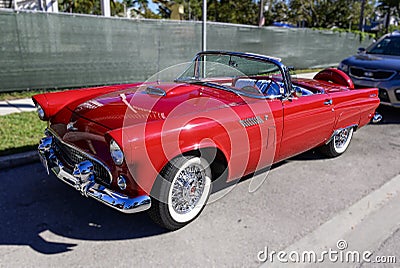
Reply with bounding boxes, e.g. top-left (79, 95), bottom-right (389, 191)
top-left (33, 51), bottom-right (381, 230)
